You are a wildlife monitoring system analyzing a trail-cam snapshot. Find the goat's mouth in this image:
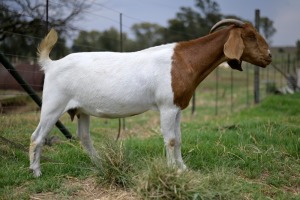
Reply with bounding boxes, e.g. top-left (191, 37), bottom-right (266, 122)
top-left (263, 57), bottom-right (272, 66)
top-left (258, 60), bottom-right (271, 68)
top-left (256, 56), bottom-right (272, 68)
